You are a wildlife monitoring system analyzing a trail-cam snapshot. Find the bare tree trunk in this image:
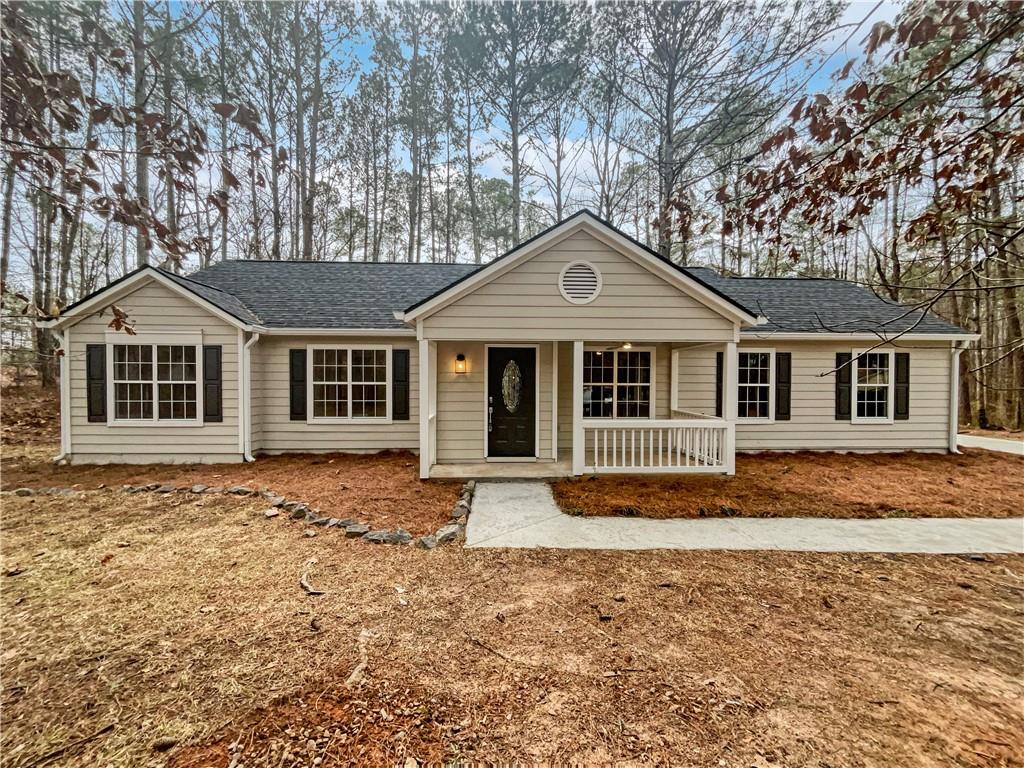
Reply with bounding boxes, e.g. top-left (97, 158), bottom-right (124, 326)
top-left (510, 95), bottom-right (521, 245)
top-left (302, 13), bottom-right (322, 260)
top-left (464, 81), bottom-right (482, 264)
top-left (133, 0), bottom-right (150, 266)
top-left (0, 158), bottom-right (14, 286)
top-left (57, 2), bottom-right (101, 300)
top-left (161, 1), bottom-right (177, 265)
top-left (217, 7), bottom-right (229, 263)
top-left (292, 4), bottom-right (308, 259)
